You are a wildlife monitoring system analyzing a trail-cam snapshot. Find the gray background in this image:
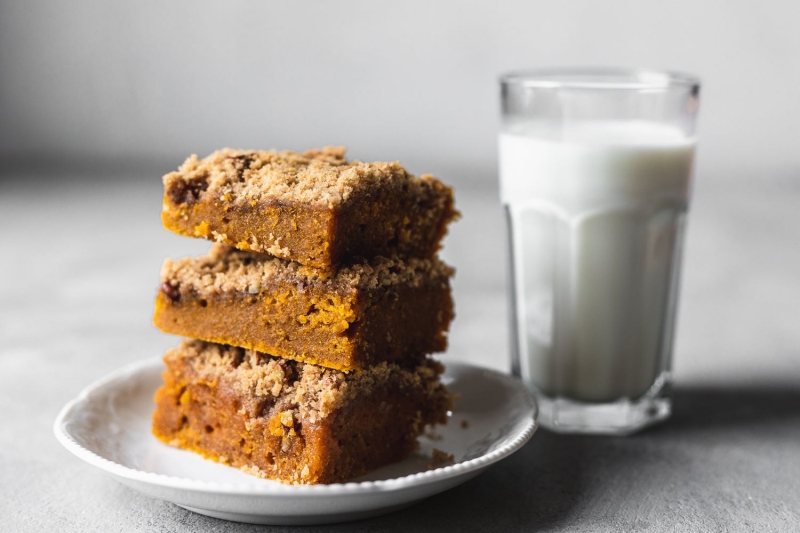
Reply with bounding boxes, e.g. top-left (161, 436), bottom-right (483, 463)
top-left (2, 0), bottom-right (800, 179)
top-left (2, 1), bottom-right (799, 531)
